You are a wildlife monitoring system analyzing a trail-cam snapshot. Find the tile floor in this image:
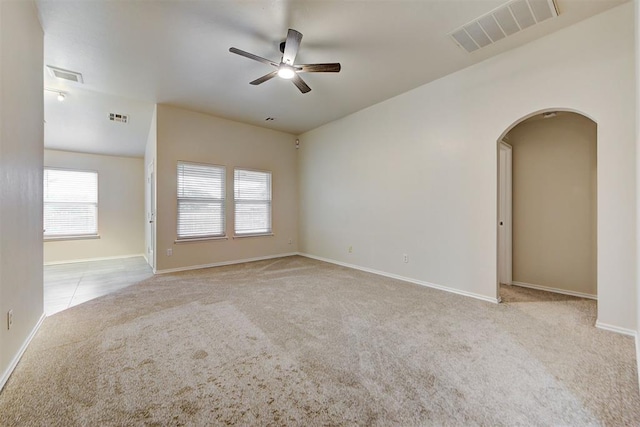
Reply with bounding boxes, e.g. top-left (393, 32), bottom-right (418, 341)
top-left (44, 256), bottom-right (153, 316)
